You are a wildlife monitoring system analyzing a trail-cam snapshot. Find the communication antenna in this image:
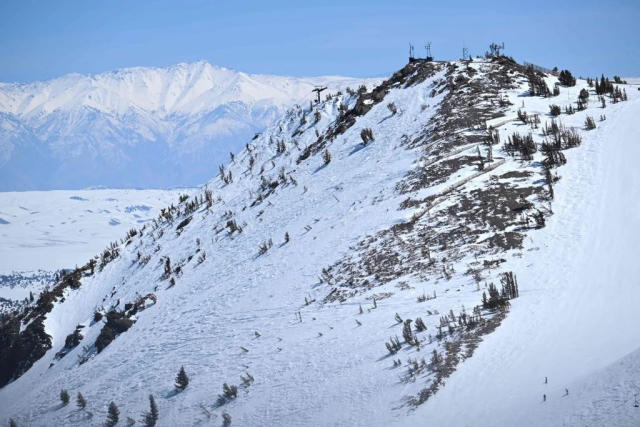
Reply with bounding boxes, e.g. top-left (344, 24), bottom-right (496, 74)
top-left (462, 45), bottom-right (469, 59)
top-left (409, 43), bottom-right (415, 60)
top-left (425, 42), bottom-right (433, 61)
